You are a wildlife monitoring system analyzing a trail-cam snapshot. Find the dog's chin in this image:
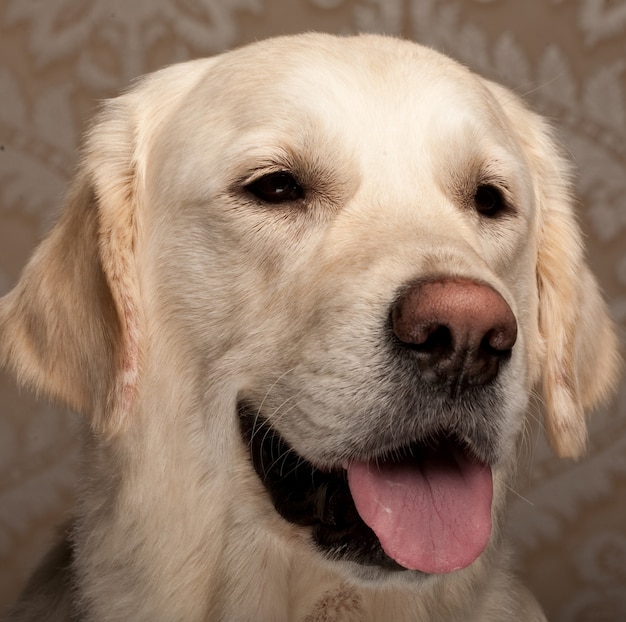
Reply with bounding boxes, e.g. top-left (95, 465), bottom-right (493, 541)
top-left (237, 402), bottom-right (493, 579)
